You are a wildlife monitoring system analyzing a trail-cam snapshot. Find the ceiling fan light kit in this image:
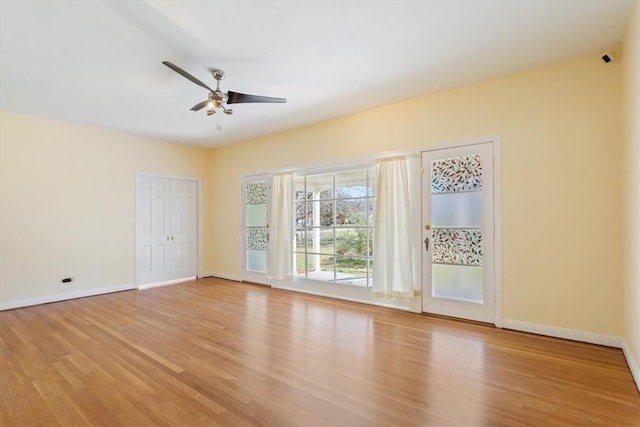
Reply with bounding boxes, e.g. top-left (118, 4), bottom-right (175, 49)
top-left (162, 61), bottom-right (286, 130)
